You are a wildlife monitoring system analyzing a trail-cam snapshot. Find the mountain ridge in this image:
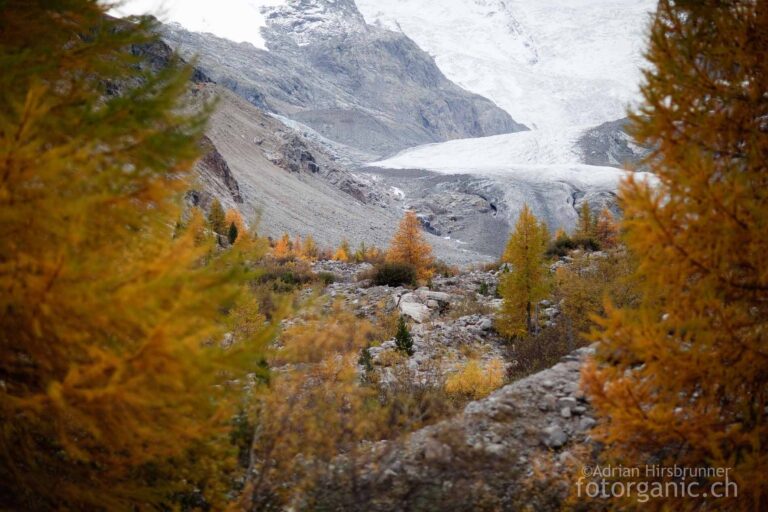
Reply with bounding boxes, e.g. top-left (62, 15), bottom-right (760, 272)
top-left (161, 0), bottom-right (526, 159)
